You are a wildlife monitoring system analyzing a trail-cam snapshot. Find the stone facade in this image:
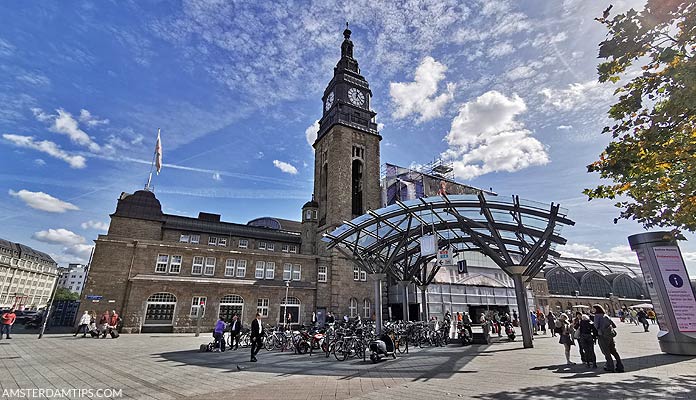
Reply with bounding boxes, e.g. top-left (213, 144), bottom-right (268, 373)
top-left (0, 238), bottom-right (58, 309)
